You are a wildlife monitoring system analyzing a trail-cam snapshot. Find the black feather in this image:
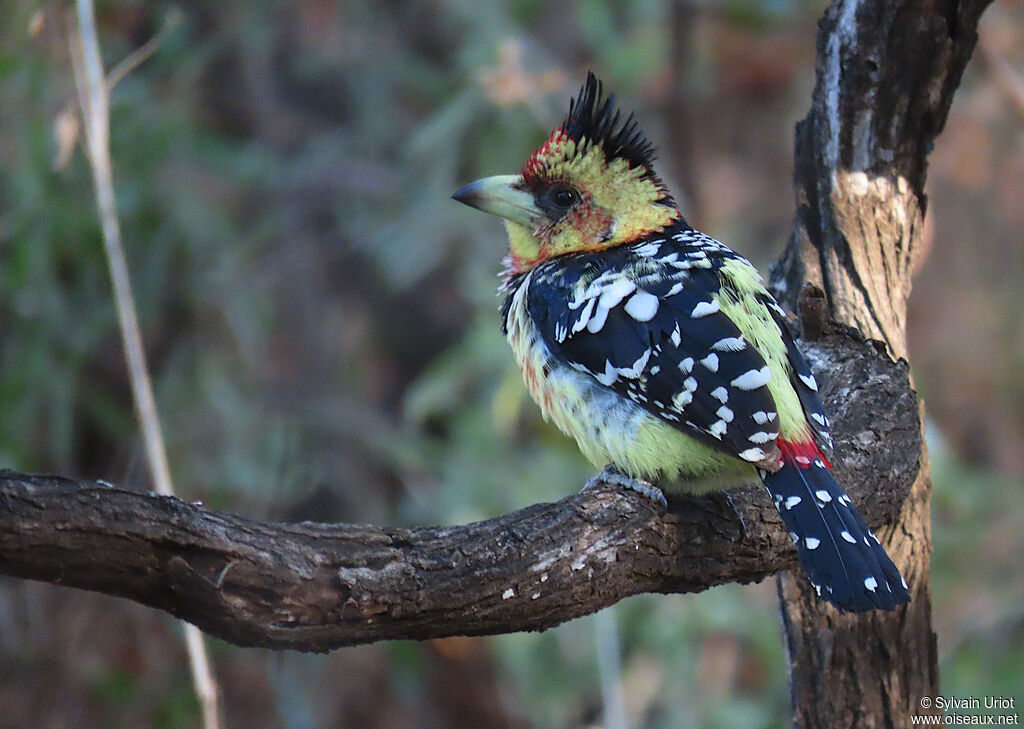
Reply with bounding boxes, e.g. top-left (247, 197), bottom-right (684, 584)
top-left (563, 72), bottom-right (660, 182)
